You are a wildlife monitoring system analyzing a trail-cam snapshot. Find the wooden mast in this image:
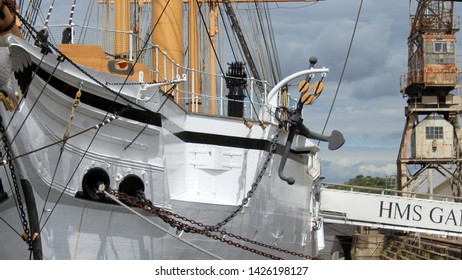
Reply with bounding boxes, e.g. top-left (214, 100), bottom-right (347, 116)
top-left (152, 0), bottom-right (184, 101)
top-left (209, 2), bottom-right (218, 115)
top-left (108, 0), bottom-right (319, 112)
top-left (188, 0), bottom-right (200, 112)
top-left (115, 0), bottom-right (131, 58)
